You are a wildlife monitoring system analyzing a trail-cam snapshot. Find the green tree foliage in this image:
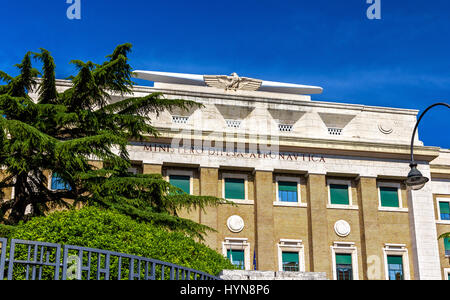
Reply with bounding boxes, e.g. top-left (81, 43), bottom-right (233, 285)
top-left (0, 44), bottom-right (228, 239)
top-left (8, 207), bottom-right (235, 278)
